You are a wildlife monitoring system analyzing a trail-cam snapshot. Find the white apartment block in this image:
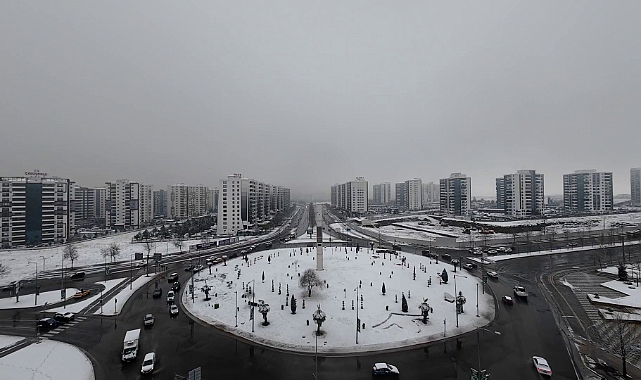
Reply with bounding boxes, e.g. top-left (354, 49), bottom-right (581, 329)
top-left (1, 174), bottom-right (74, 248)
top-left (563, 170), bottom-right (613, 212)
top-left (406, 178), bottom-right (423, 211)
top-left (439, 173), bottom-right (471, 216)
top-left (206, 188), bottom-right (218, 213)
top-left (167, 184), bottom-right (188, 219)
top-left (217, 174), bottom-right (290, 236)
top-left (331, 178), bottom-right (368, 215)
top-left (188, 185), bottom-right (208, 217)
top-left (105, 180), bottom-right (141, 231)
top-left (497, 170), bottom-right (544, 218)
top-left (139, 184), bottom-right (153, 225)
